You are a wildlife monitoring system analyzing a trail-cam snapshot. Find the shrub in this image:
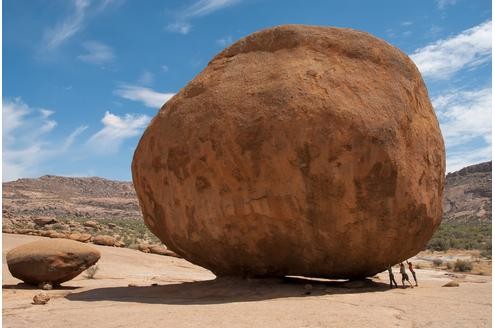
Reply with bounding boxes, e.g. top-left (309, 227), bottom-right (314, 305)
top-left (51, 223), bottom-right (65, 231)
top-left (480, 250), bottom-right (492, 259)
top-left (446, 262), bottom-right (453, 270)
top-left (432, 258), bottom-right (443, 267)
top-left (428, 238), bottom-right (449, 251)
top-left (84, 265), bottom-right (99, 279)
top-left (454, 259), bottom-right (473, 272)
